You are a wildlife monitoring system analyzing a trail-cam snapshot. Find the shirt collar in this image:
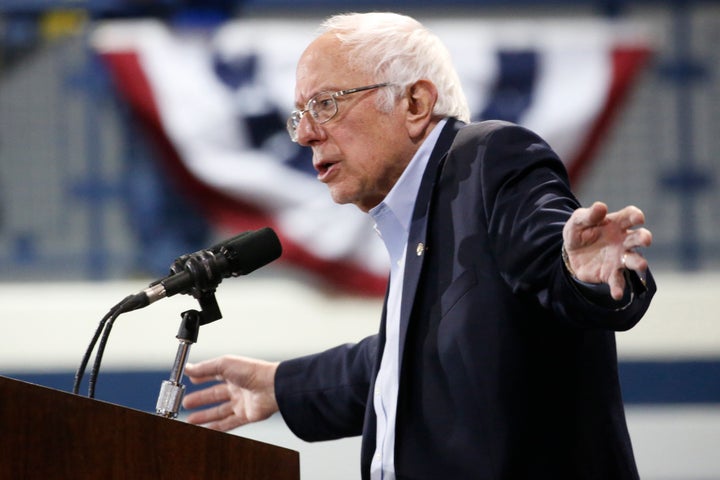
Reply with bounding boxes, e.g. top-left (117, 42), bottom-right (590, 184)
top-left (369, 118), bottom-right (447, 235)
